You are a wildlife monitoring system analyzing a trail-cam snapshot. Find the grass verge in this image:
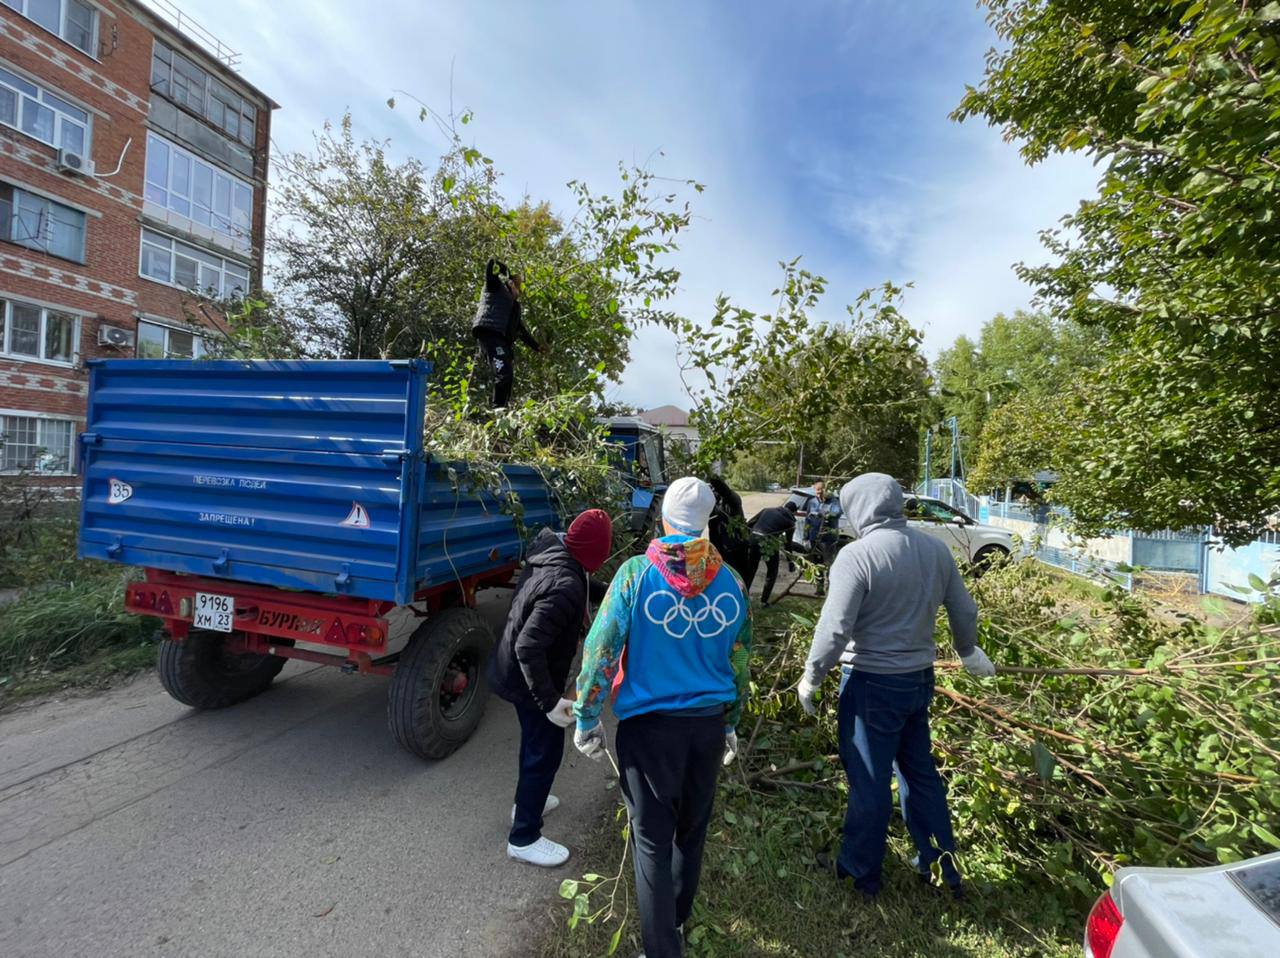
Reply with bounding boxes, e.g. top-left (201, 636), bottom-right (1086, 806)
top-left (0, 565), bottom-right (159, 709)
